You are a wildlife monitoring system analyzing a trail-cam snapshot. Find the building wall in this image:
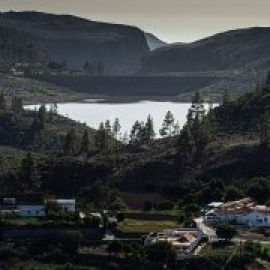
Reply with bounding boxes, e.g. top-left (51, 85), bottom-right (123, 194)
top-left (246, 212), bottom-right (270, 227)
top-left (17, 205), bottom-right (46, 217)
top-left (55, 200), bottom-right (76, 213)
